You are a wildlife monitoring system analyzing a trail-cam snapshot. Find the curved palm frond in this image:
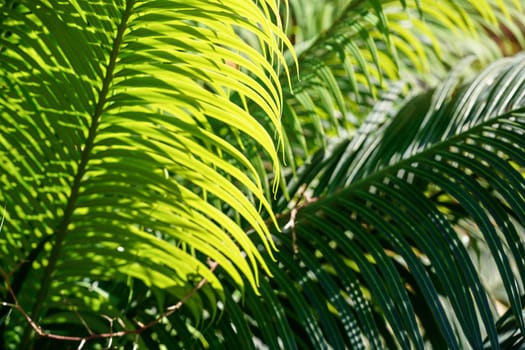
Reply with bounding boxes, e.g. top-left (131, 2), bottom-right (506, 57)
top-left (203, 54), bottom-right (525, 349)
top-left (0, 0), bottom-right (290, 347)
top-left (280, 0), bottom-right (523, 168)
